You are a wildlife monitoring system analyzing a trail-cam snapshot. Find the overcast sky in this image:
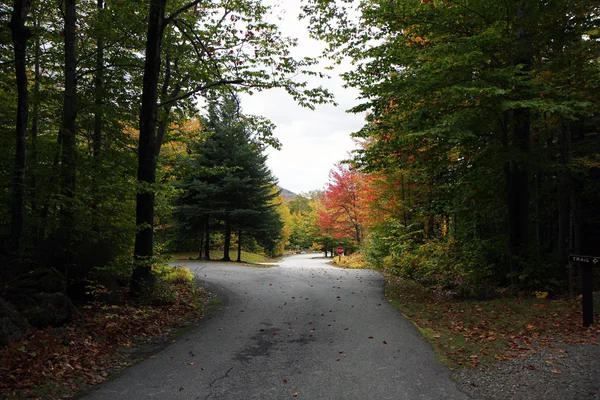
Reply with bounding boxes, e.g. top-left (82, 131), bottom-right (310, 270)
top-left (240, 0), bottom-right (365, 195)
